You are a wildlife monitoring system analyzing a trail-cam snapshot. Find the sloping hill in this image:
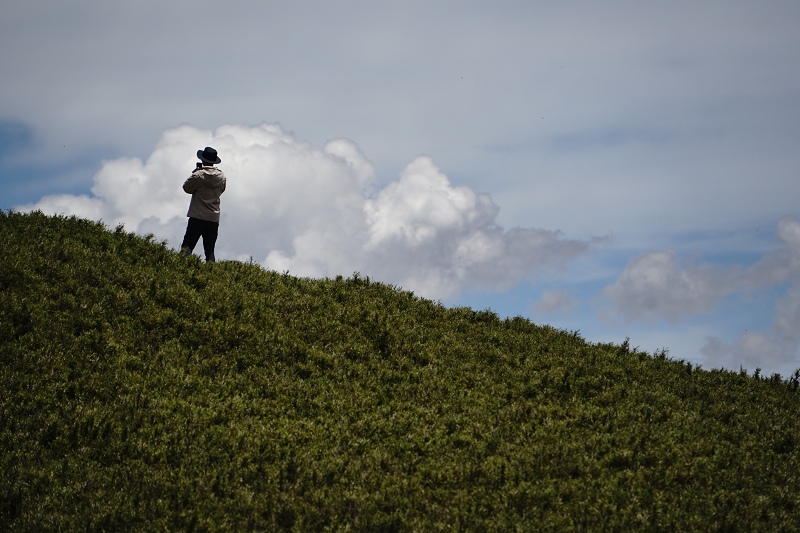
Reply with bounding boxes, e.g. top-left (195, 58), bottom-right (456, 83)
top-left (1, 210), bottom-right (799, 531)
